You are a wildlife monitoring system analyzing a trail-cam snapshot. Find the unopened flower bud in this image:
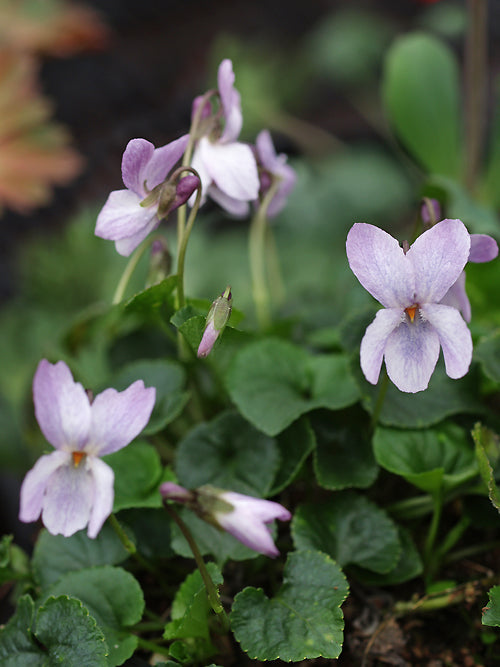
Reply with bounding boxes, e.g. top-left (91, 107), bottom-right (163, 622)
top-left (421, 197), bottom-right (441, 227)
top-left (160, 481), bottom-right (291, 558)
top-left (146, 238), bottom-right (171, 287)
top-left (197, 286), bottom-right (232, 358)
